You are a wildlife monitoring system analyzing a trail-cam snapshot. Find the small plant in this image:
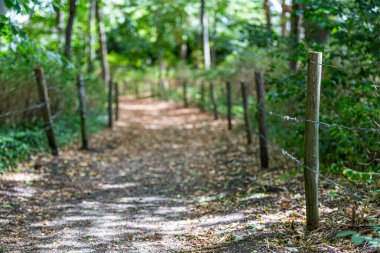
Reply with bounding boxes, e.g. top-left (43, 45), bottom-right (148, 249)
top-left (336, 219), bottom-right (380, 248)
